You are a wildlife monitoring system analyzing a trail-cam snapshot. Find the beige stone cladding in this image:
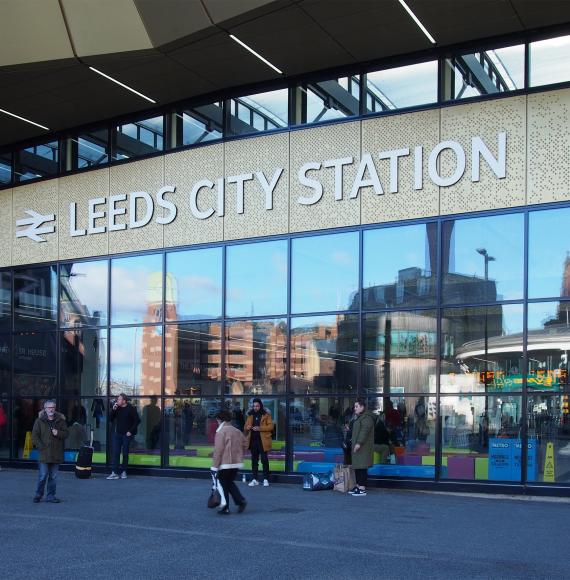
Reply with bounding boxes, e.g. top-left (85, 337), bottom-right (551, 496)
top-left (439, 96), bottom-right (526, 215)
top-left (58, 167), bottom-right (110, 260)
top-left (0, 188), bottom-right (12, 267)
top-left (108, 156), bottom-right (164, 254)
top-left (361, 109), bottom-right (440, 225)
top-left (12, 179), bottom-right (59, 265)
top-left (163, 144), bottom-right (224, 248)
top-left (223, 132), bottom-right (289, 241)
top-left (289, 121), bottom-right (361, 233)
top-left (527, 88), bottom-right (570, 205)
